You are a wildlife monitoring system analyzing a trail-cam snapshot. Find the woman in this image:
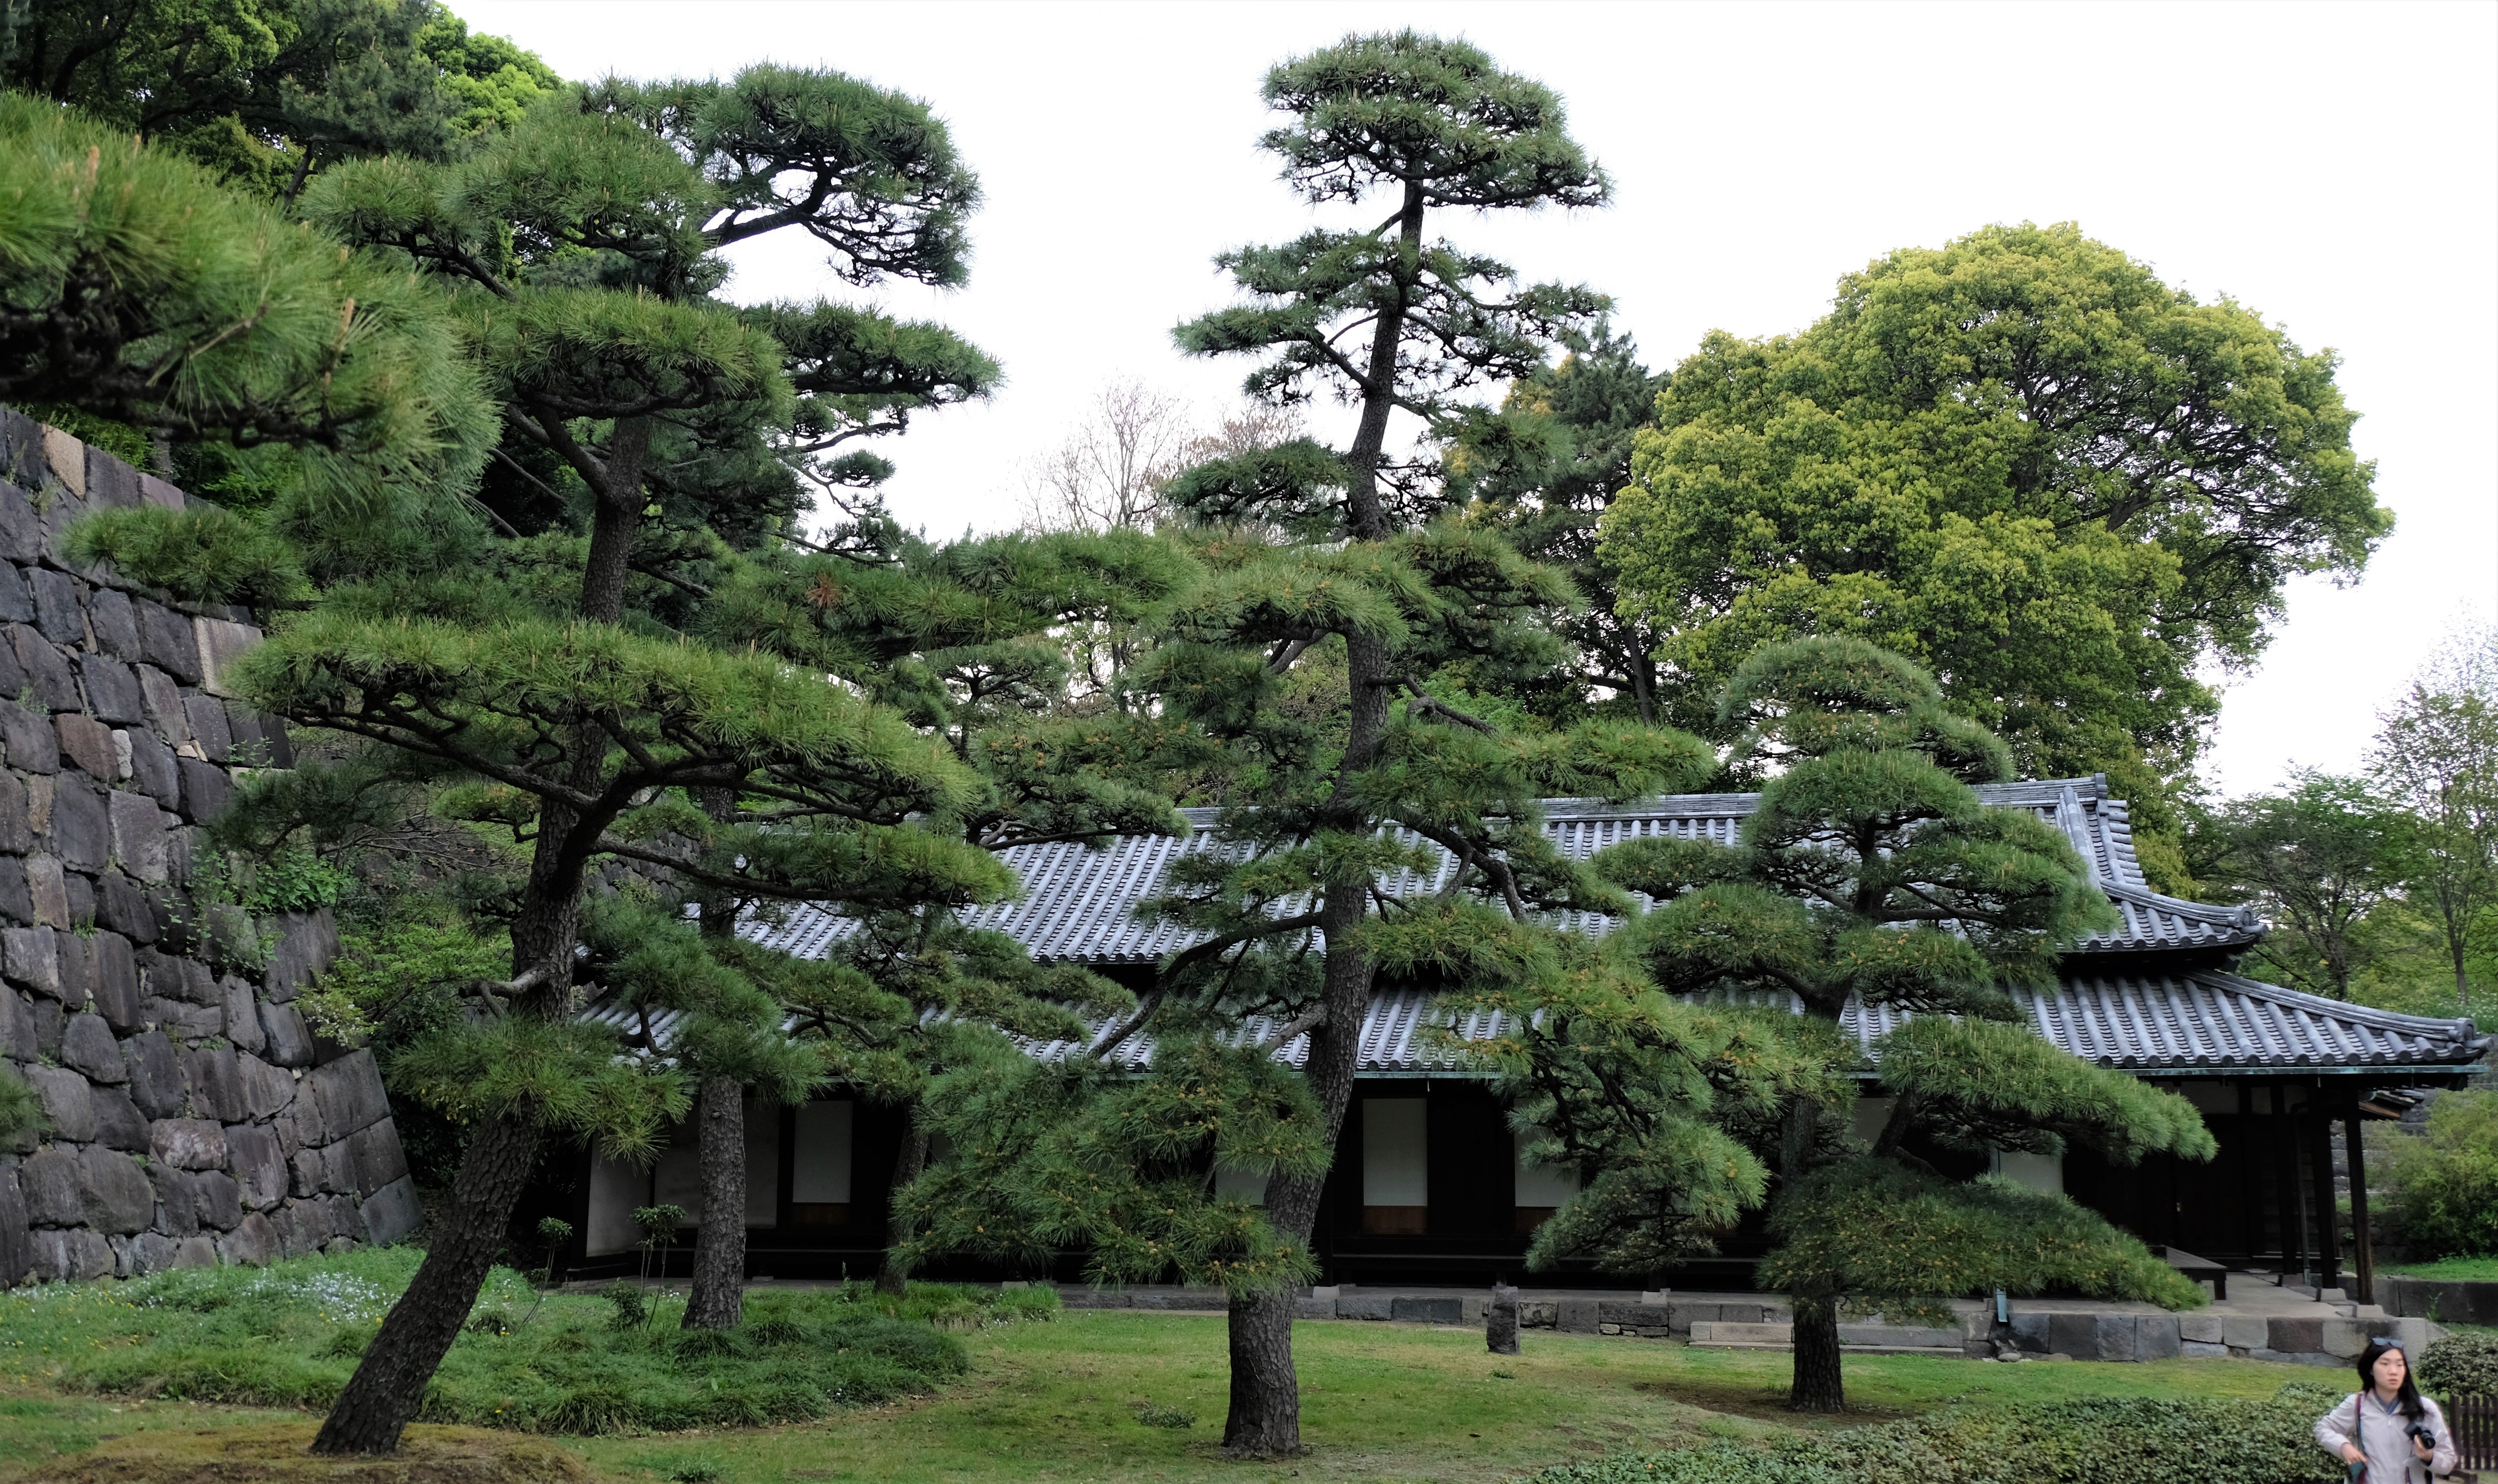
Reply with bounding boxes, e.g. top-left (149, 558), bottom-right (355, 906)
top-left (2318, 1339), bottom-right (2459, 1483)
